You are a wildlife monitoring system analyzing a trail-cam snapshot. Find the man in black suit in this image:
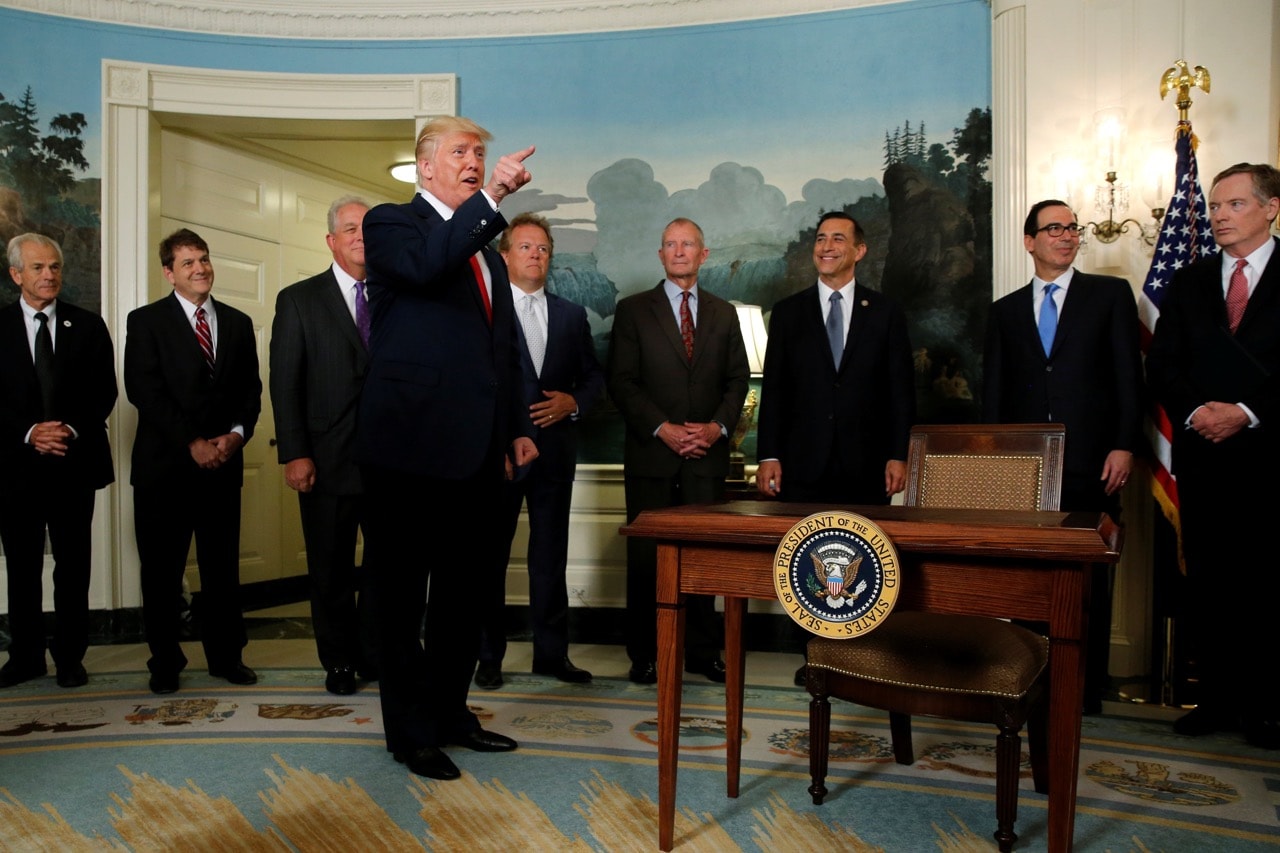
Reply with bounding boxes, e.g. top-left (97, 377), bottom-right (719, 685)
top-left (755, 211), bottom-right (915, 684)
top-left (607, 218), bottom-right (749, 685)
top-left (124, 228), bottom-right (262, 695)
top-left (475, 213), bottom-right (604, 690)
top-left (356, 116), bottom-right (537, 780)
top-left (0, 233), bottom-right (116, 689)
top-left (1147, 163), bottom-right (1280, 749)
top-left (270, 196), bottom-right (377, 696)
top-left (983, 199), bottom-right (1143, 713)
